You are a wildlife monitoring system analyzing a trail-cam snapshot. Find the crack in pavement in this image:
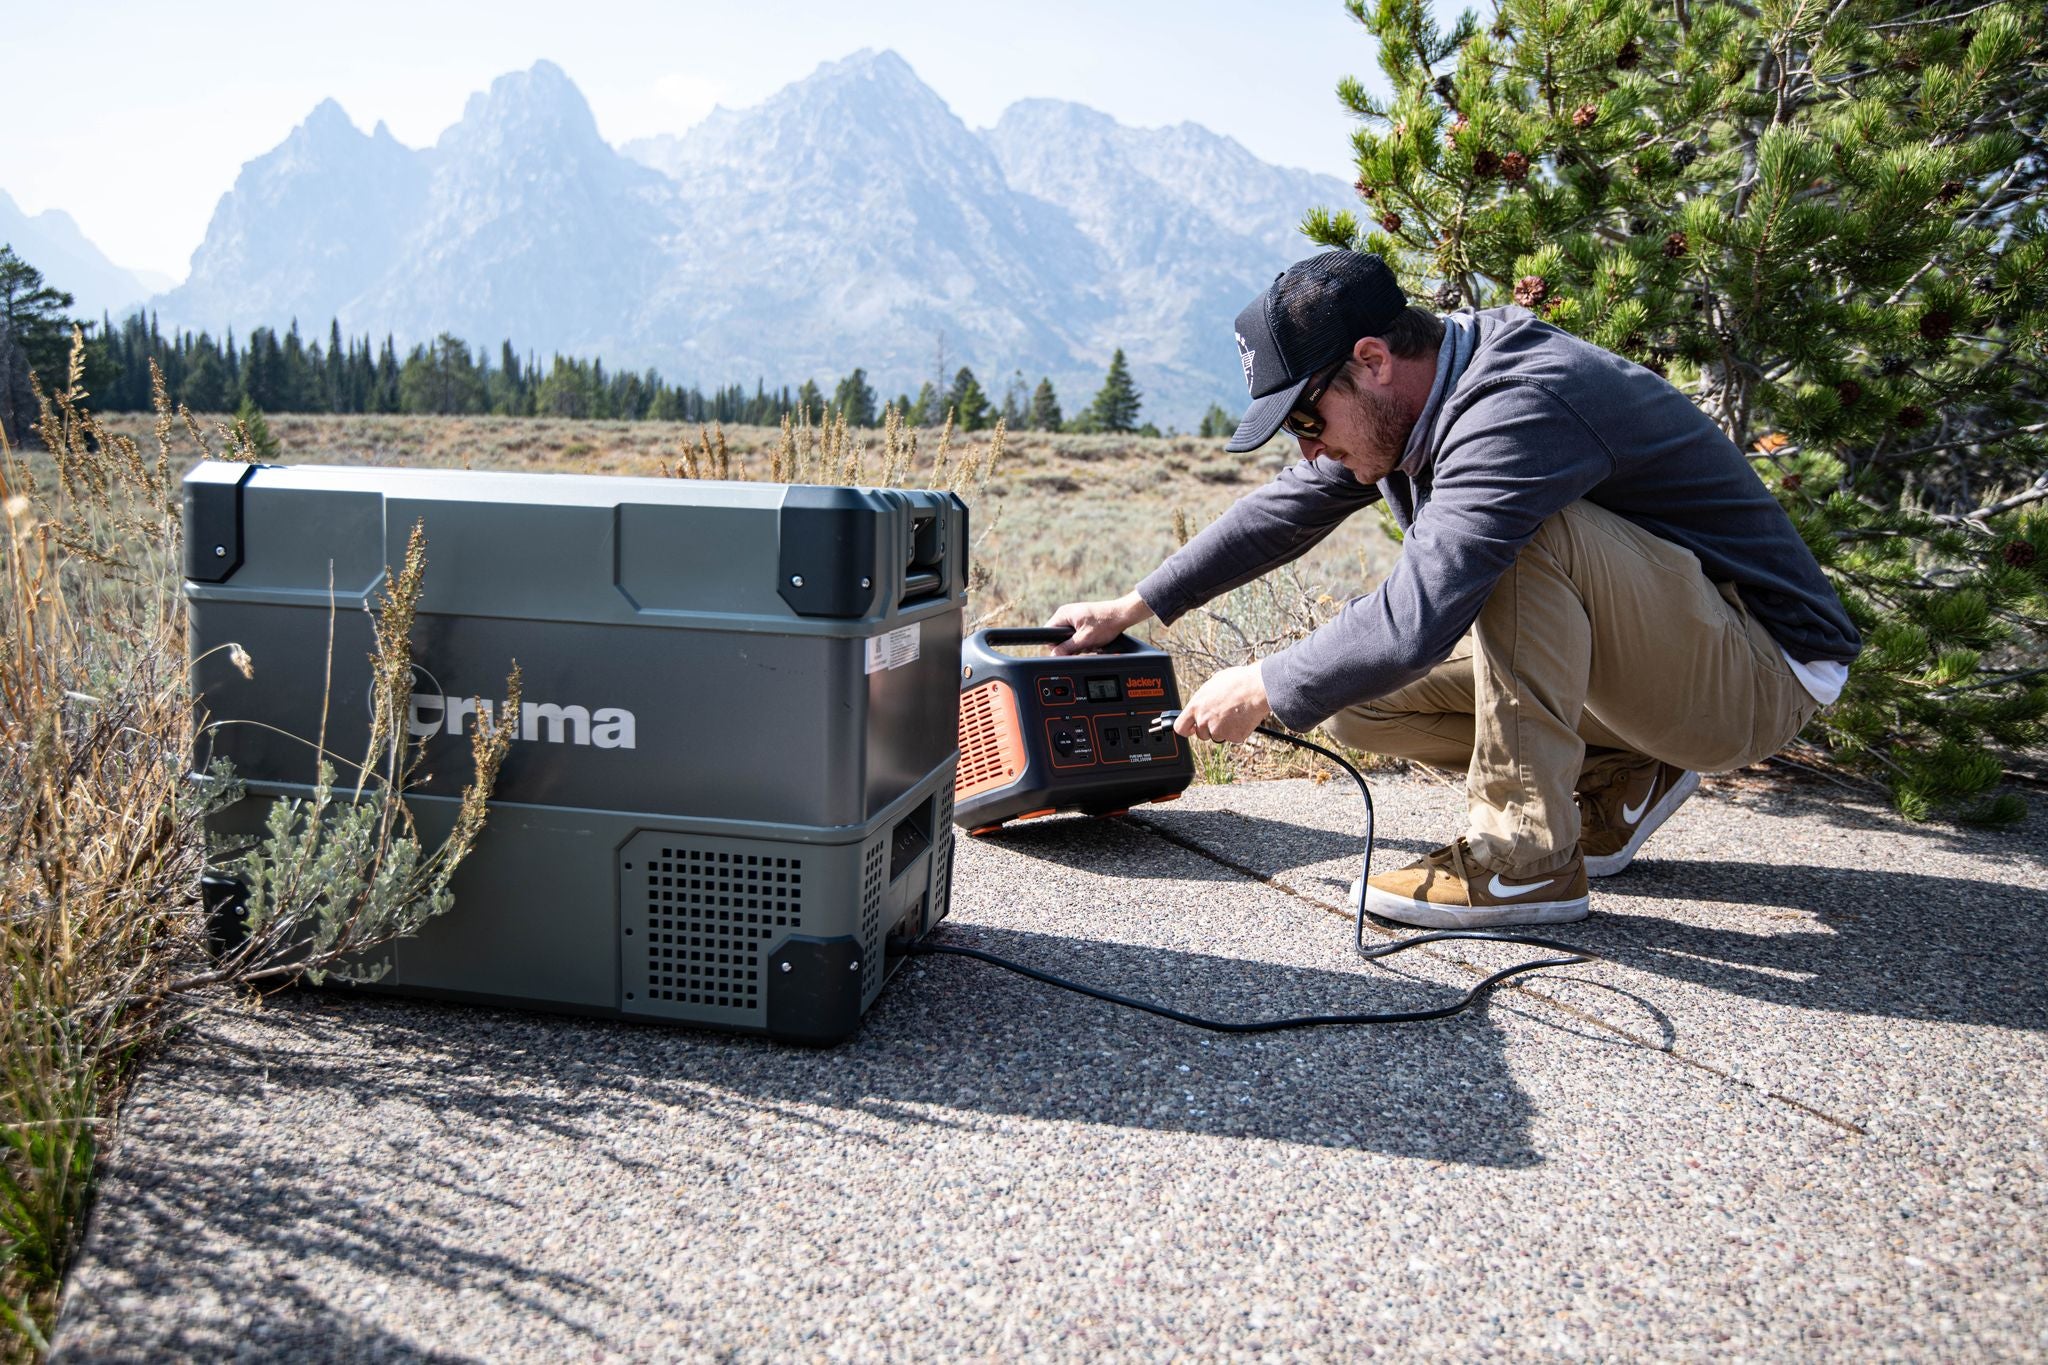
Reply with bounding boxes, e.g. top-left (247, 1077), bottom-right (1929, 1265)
top-left (1124, 812), bottom-right (1871, 1137)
